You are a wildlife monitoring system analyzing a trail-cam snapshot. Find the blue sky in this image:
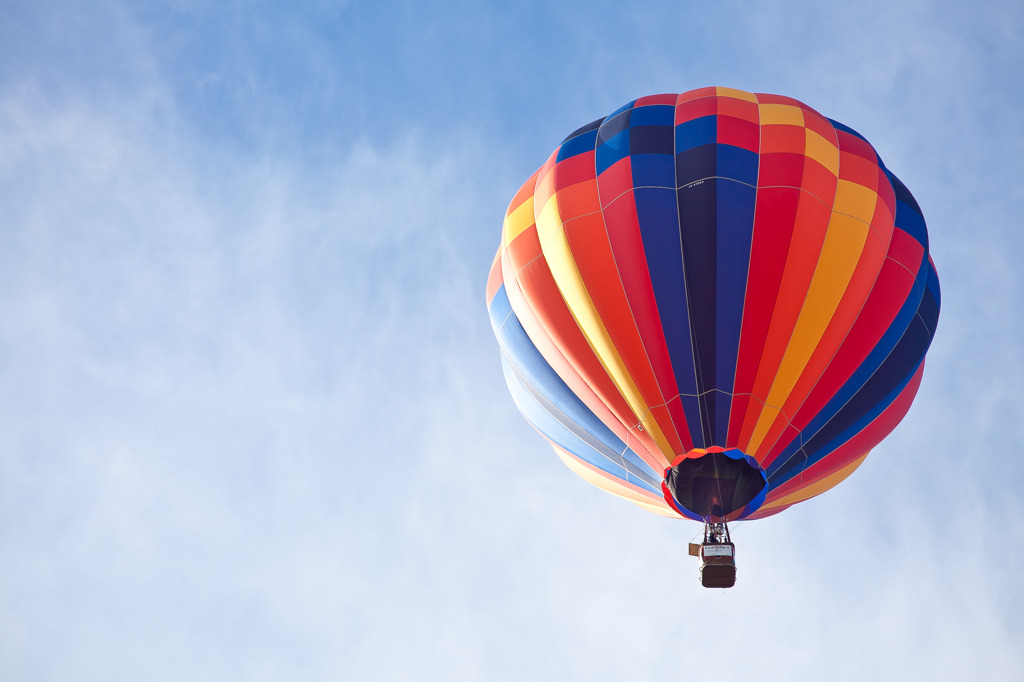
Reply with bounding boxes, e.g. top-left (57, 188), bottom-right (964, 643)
top-left (1, 1), bottom-right (1022, 679)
